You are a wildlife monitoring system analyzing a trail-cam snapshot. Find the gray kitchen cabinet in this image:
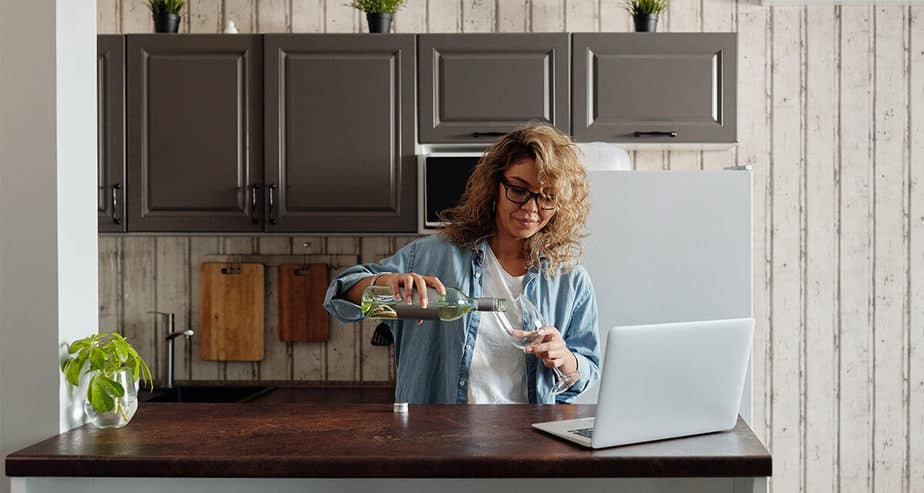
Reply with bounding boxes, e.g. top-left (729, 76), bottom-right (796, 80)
top-left (572, 33), bottom-right (737, 144)
top-left (264, 34), bottom-right (416, 233)
top-left (98, 35), bottom-right (125, 232)
top-left (126, 35), bottom-right (263, 232)
top-left (418, 34), bottom-right (570, 143)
